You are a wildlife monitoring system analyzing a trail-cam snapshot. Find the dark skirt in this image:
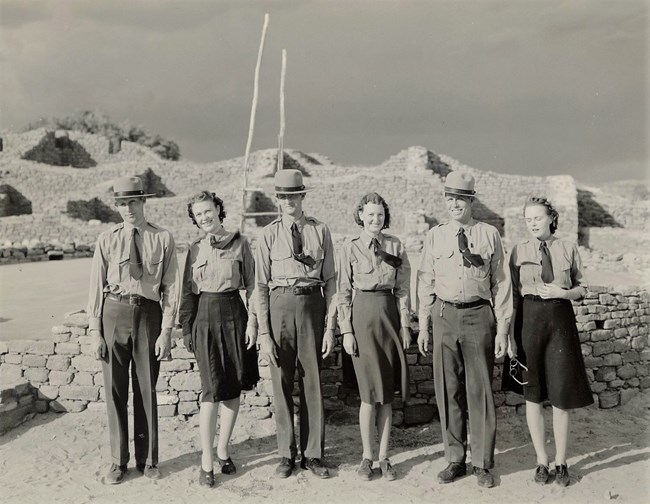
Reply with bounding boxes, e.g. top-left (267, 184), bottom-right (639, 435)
top-left (503, 295), bottom-right (593, 409)
top-left (350, 290), bottom-right (409, 405)
top-left (192, 291), bottom-right (260, 402)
